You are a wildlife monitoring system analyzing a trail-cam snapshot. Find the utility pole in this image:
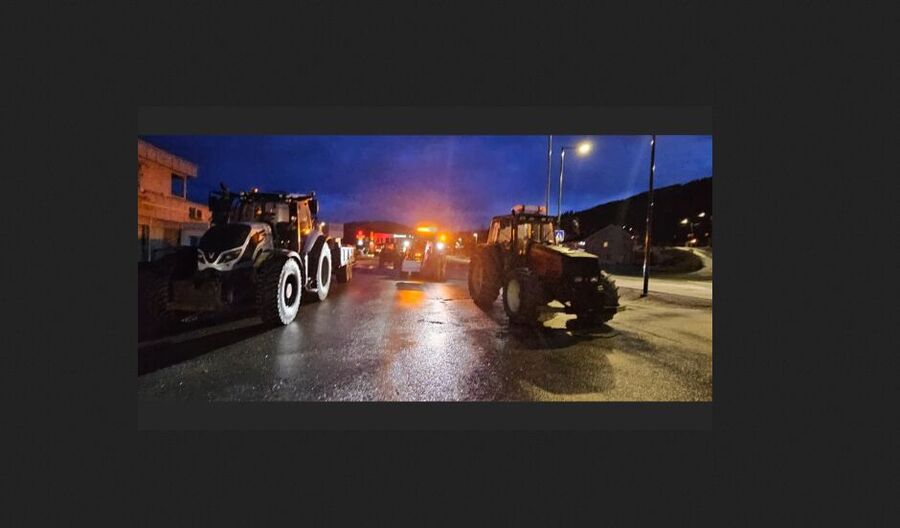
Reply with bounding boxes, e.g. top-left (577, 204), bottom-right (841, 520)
top-left (545, 135), bottom-right (553, 214)
top-left (557, 147), bottom-right (567, 226)
top-left (641, 135), bottom-right (656, 297)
